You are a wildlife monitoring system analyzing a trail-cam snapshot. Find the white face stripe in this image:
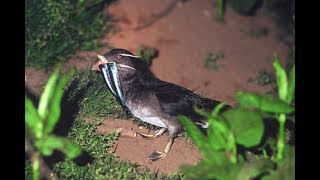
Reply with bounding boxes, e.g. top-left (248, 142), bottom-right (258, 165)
top-left (118, 64), bottom-right (136, 70)
top-left (120, 53), bottom-right (141, 58)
